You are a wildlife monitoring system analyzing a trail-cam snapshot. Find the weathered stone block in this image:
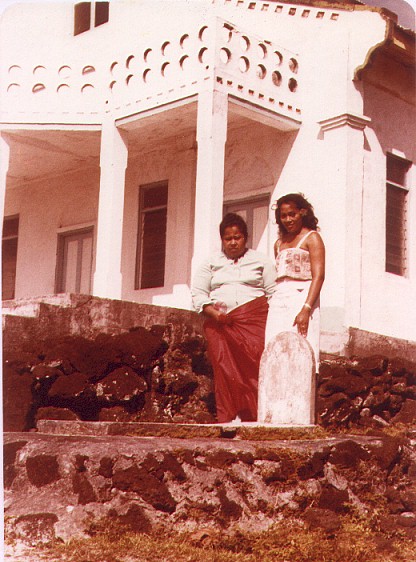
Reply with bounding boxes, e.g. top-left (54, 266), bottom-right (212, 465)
top-left (392, 399), bottom-right (416, 424)
top-left (3, 366), bottom-right (34, 431)
top-left (26, 454), bottom-right (60, 488)
top-left (72, 472), bottom-right (97, 505)
top-left (95, 367), bottom-right (147, 402)
top-left (328, 440), bottom-right (370, 469)
top-left (112, 464), bottom-right (177, 513)
top-left (318, 484), bottom-right (349, 513)
top-left (36, 407), bottom-right (79, 422)
top-left (48, 372), bottom-right (90, 399)
top-left (11, 513), bottom-right (58, 546)
top-left (3, 441), bottom-right (27, 488)
top-left (258, 332), bottom-right (315, 425)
